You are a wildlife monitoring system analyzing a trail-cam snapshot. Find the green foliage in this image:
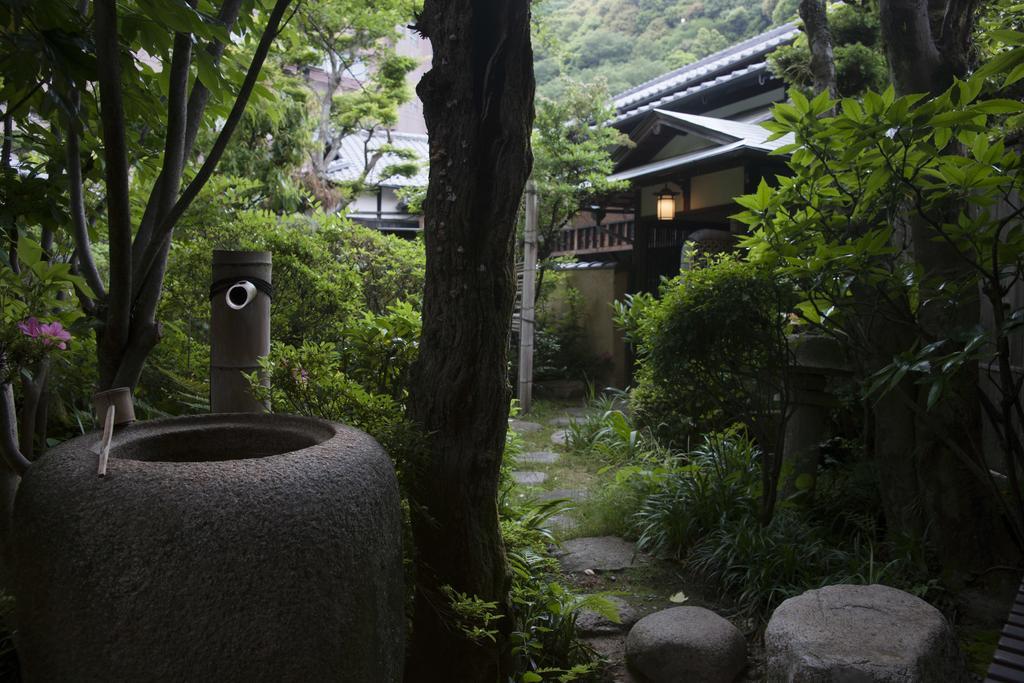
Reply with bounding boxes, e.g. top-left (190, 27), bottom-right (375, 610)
top-left (285, 0), bottom-right (421, 203)
top-left (252, 341), bottom-right (417, 459)
top-left (501, 495), bottom-right (608, 682)
top-left (582, 422), bottom-right (941, 618)
top-left (149, 179), bottom-right (424, 414)
top-left (534, 0), bottom-right (779, 97)
top-left (634, 429), bottom-right (761, 558)
top-left (0, 237), bottom-right (90, 381)
top-left (736, 68), bottom-right (1024, 550)
top-left (443, 586), bottom-right (503, 644)
top-left (614, 256), bottom-right (791, 446)
top-left (531, 81), bottom-right (630, 260)
top-left (332, 301), bottom-right (421, 400)
top-left (211, 64), bottom-right (315, 213)
top-left (321, 221), bottom-right (425, 314)
top-left (528, 275), bottom-right (606, 382)
top-left (768, 2), bottom-right (887, 97)
top-left (737, 79), bottom-right (1024, 392)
